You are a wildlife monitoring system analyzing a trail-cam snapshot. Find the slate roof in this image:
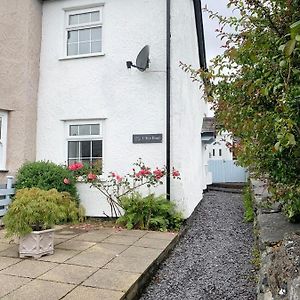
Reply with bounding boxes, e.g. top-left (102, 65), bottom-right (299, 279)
top-left (201, 117), bottom-right (215, 133)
